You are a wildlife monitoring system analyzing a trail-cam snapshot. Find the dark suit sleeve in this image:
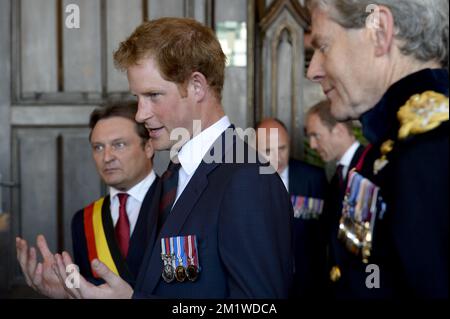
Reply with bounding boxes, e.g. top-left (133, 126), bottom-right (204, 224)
top-left (390, 132), bottom-right (448, 298)
top-left (290, 163), bottom-right (329, 297)
top-left (217, 165), bottom-right (293, 298)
